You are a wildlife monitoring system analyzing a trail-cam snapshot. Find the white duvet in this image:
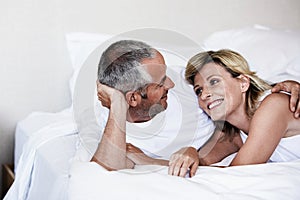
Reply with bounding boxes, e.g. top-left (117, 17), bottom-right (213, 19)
top-left (69, 160), bottom-right (300, 200)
